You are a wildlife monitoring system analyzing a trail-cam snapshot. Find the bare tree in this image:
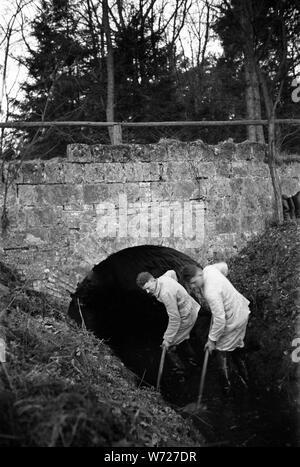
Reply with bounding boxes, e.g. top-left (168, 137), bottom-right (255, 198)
top-left (257, 23), bottom-right (288, 224)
